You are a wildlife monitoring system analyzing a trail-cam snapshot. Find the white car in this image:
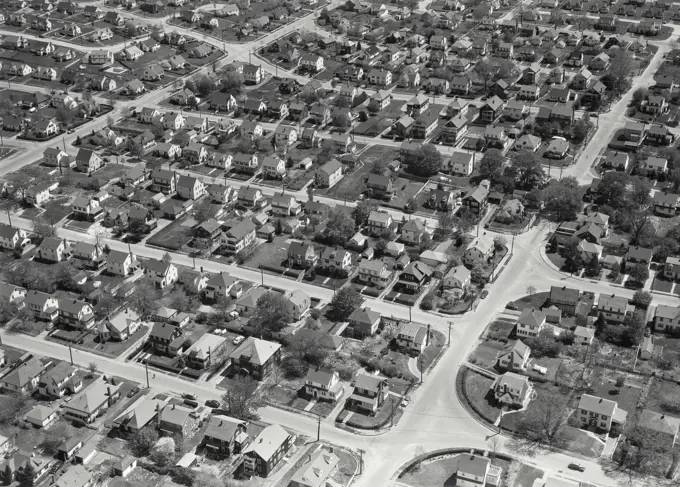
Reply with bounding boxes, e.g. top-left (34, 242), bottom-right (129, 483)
top-left (228, 310), bottom-right (239, 319)
top-left (233, 335), bottom-right (245, 346)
